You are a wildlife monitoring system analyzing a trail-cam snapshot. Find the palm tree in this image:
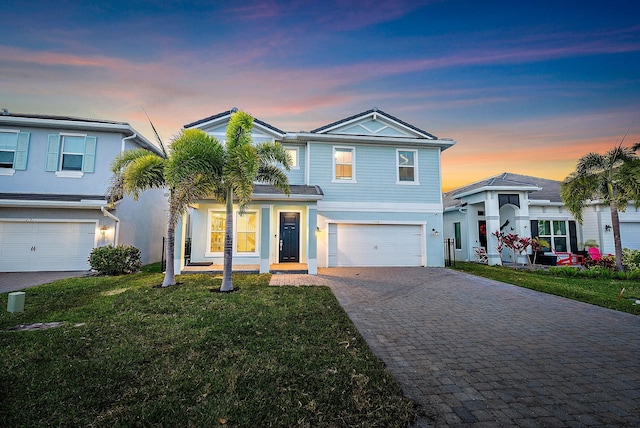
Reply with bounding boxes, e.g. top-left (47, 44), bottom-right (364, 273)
top-left (560, 144), bottom-right (640, 271)
top-left (109, 129), bottom-right (223, 286)
top-left (217, 110), bottom-right (291, 292)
